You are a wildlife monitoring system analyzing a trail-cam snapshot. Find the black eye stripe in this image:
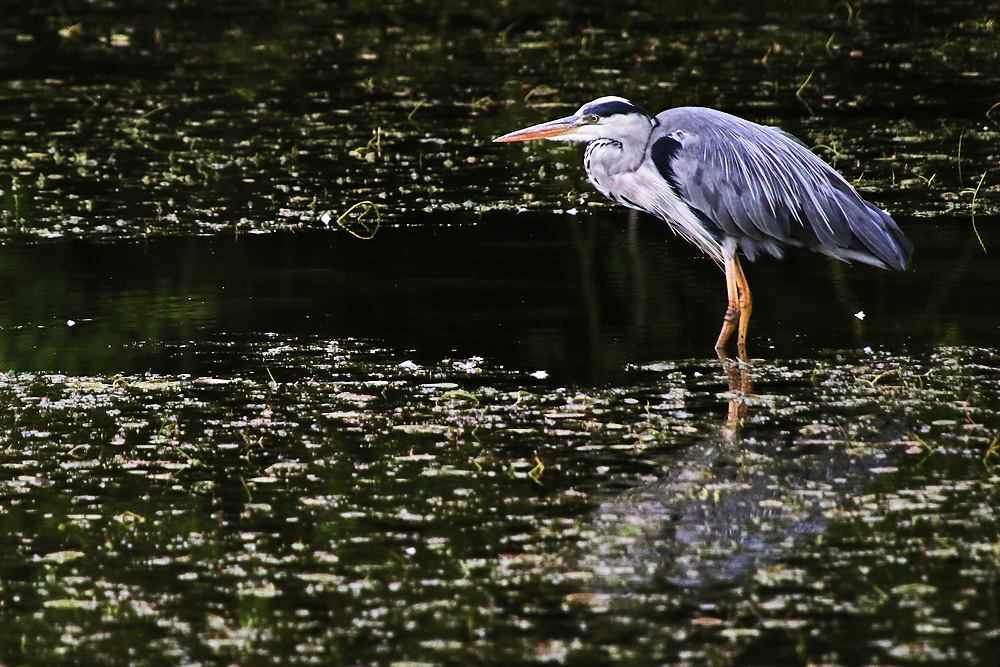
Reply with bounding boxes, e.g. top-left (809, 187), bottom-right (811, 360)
top-left (582, 101), bottom-right (648, 118)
